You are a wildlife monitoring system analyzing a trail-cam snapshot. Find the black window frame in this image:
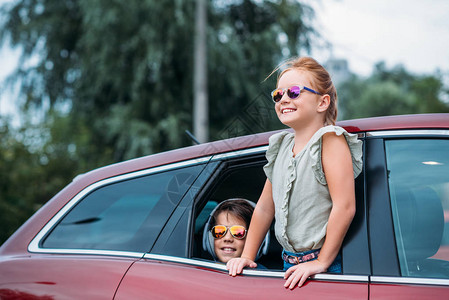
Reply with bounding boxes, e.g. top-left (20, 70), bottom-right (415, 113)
top-left (365, 135), bottom-right (401, 276)
top-left (367, 132), bottom-right (449, 278)
top-left (150, 161), bottom-right (221, 257)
